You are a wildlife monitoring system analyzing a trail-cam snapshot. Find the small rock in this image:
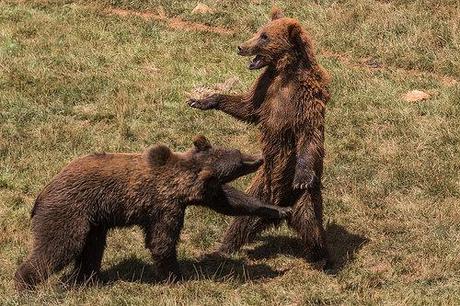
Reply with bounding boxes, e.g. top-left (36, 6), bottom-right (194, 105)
top-left (403, 90), bottom-right (430, 102)
top-left (191, 3), bottom-right (215, 14)
top-left (441, 77), bottom-right (458, 87)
